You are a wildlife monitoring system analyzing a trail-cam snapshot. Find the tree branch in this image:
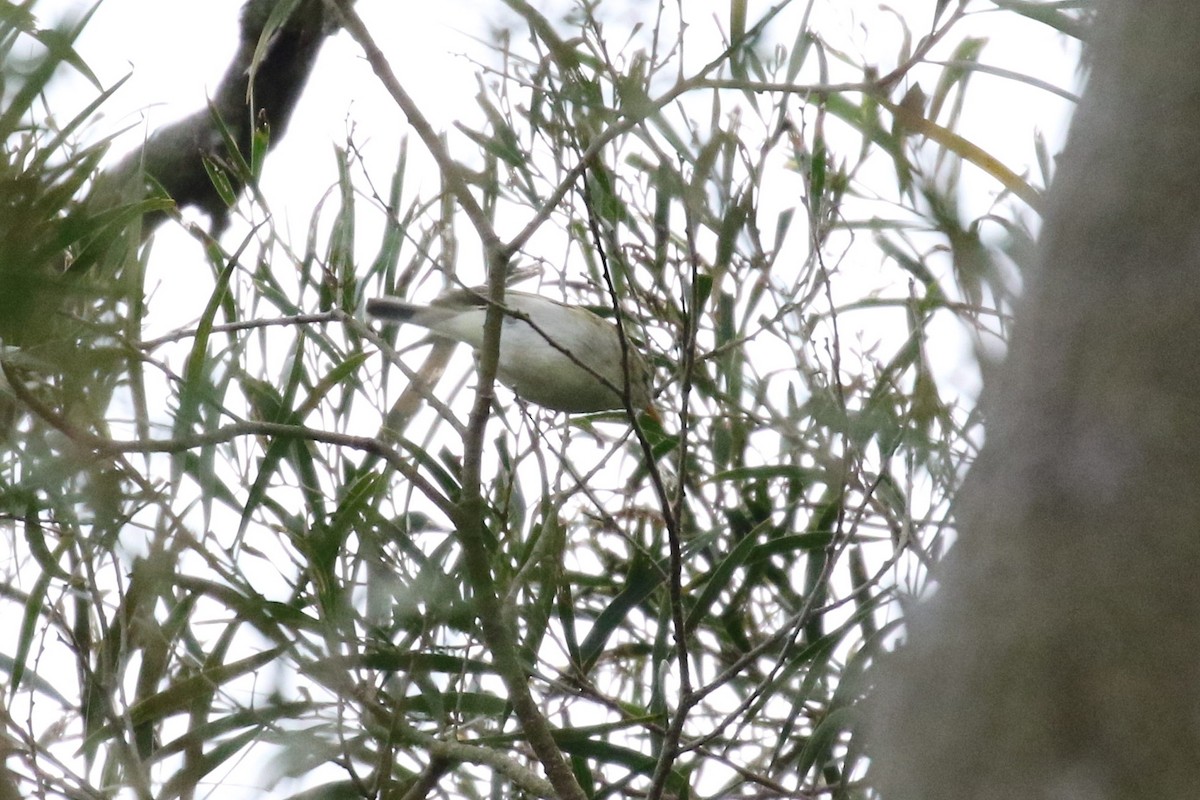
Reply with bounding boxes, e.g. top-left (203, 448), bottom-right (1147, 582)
top-left (1, 360), bottom-right (456, 520)
top-left (92, 0), bottom-right (340, 236)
